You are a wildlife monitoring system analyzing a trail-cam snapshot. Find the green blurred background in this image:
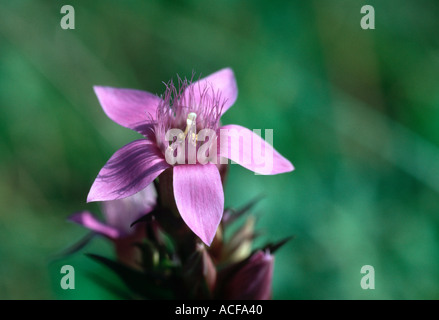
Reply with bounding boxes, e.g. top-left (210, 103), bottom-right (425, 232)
top-left (1, 0), bottom-right (439, 299)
